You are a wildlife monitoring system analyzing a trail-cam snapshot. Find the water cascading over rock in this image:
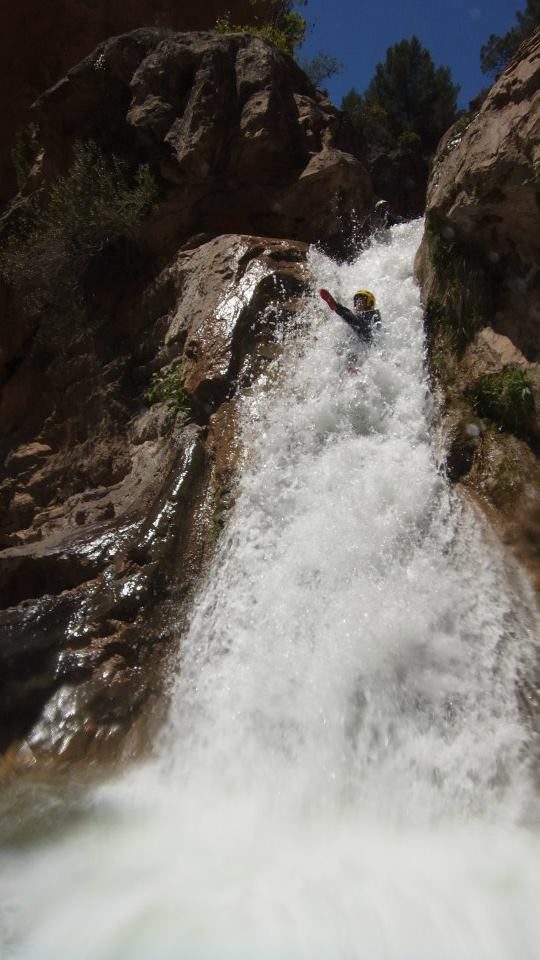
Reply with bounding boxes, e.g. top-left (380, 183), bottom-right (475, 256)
top-left (2, 221), bottom-right (540, 960)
